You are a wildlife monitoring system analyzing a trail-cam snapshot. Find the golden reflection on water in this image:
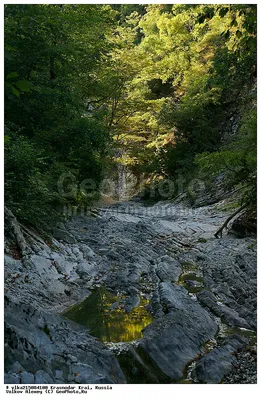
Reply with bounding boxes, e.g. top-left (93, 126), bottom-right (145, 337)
top-left (63, 287), bottom-right (153, 342)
